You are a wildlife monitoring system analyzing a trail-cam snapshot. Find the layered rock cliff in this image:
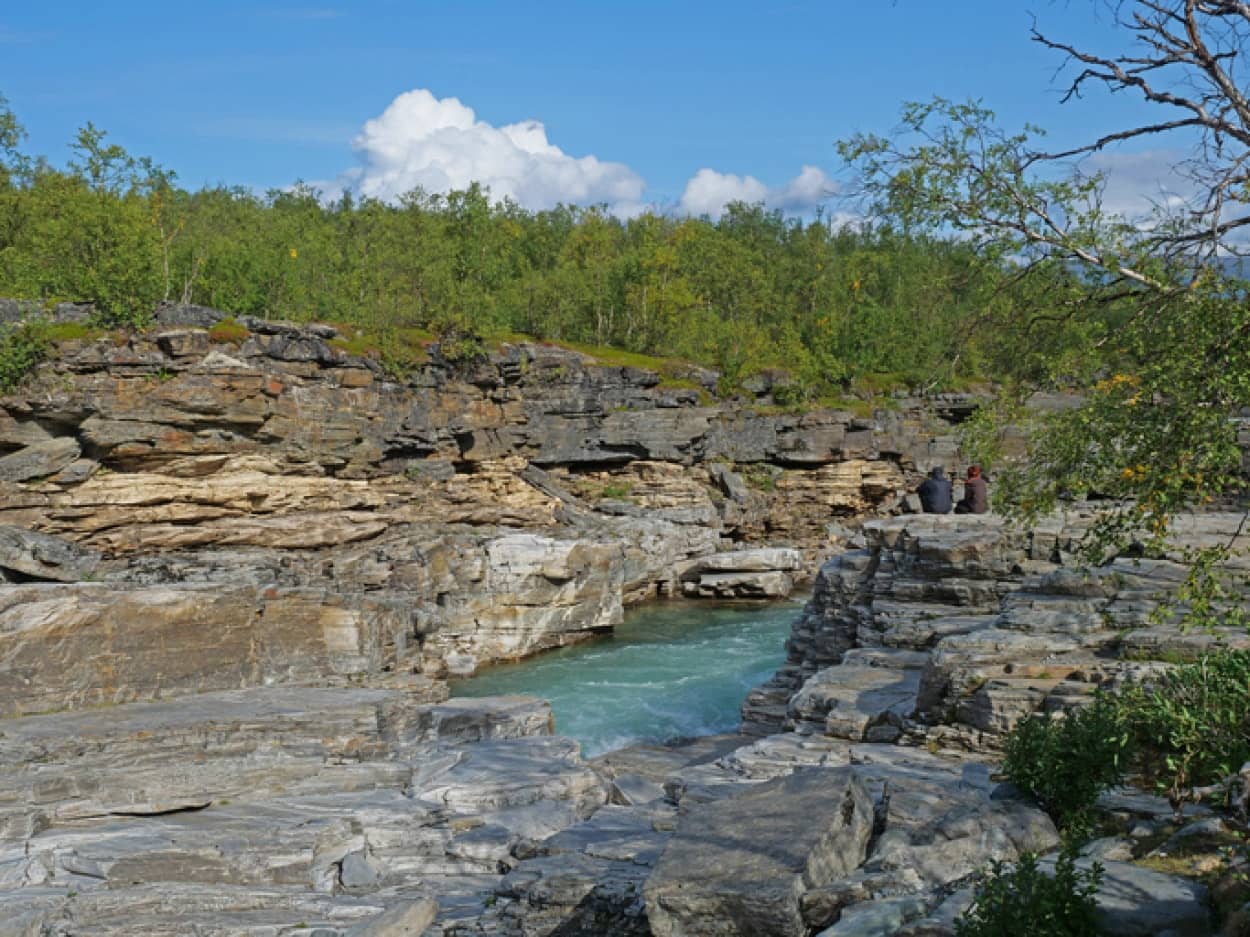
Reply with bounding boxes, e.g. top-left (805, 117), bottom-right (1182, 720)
top-left (0, 306), bottom-right (977, 697)
top-left (744, 511), bottom-right (1250, 747)
top-left (0, 306), bottom-right (1229, 936)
